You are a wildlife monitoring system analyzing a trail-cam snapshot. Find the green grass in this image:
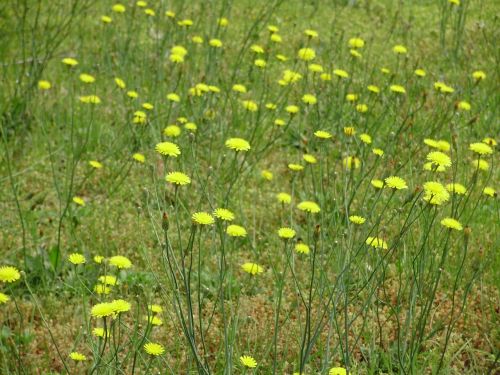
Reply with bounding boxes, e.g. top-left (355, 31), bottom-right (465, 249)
top-left (0, 0), bottom-right (499, 373)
